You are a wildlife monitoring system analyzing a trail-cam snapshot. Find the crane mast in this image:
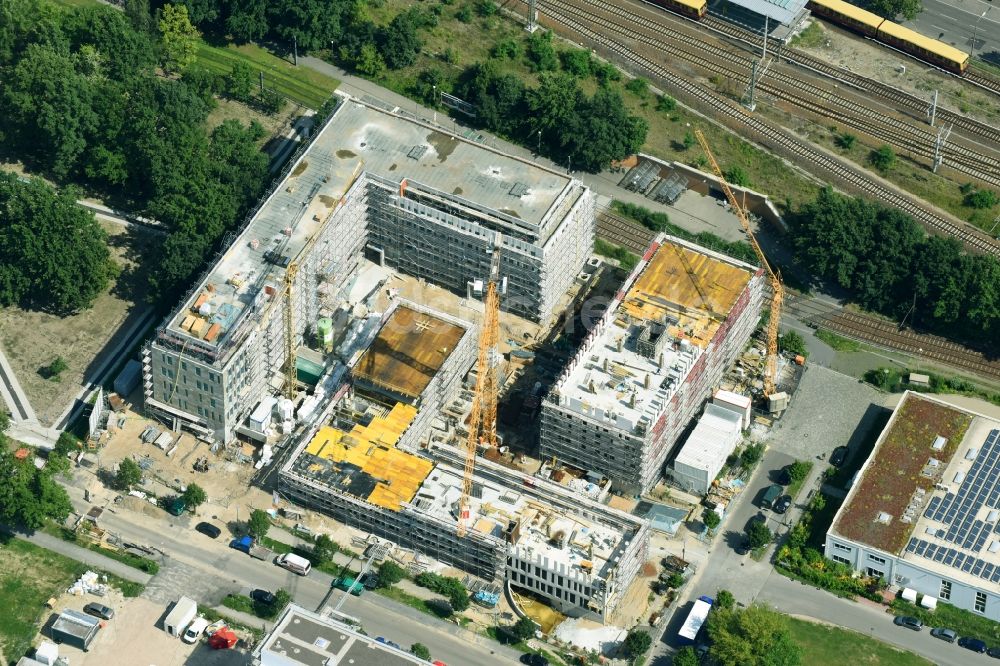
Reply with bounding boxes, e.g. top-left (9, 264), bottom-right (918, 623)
top-left (458, 238), bottom-right (503, 537)
top-left (694, 129), bottom-right (783, 397)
